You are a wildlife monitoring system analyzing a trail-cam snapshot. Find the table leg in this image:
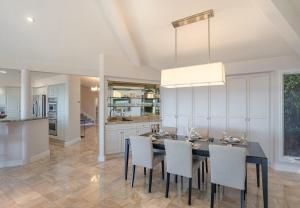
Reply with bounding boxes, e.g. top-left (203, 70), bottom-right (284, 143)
top-left (261, 158), bottom-right (268, 208)
top-left (256, 163), bottom-right (260, 187)
top-left (125, 138), bottom-right (130, 180)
